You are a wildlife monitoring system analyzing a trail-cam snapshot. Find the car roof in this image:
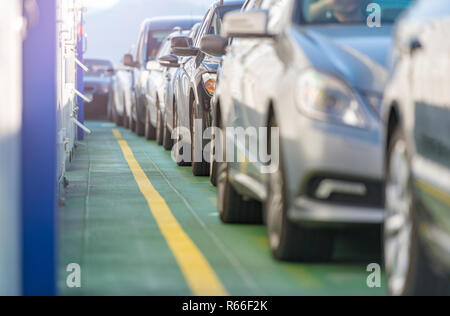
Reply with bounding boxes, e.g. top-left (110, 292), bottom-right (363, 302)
top-left (142, 16), bottom-right (203, 31)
